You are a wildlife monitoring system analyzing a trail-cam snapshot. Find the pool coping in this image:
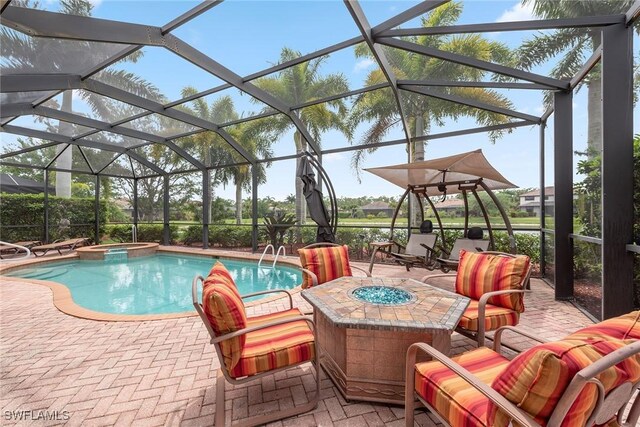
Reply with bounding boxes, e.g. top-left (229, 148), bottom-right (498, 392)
top-left (0, 245), bottom-right (304, 322)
